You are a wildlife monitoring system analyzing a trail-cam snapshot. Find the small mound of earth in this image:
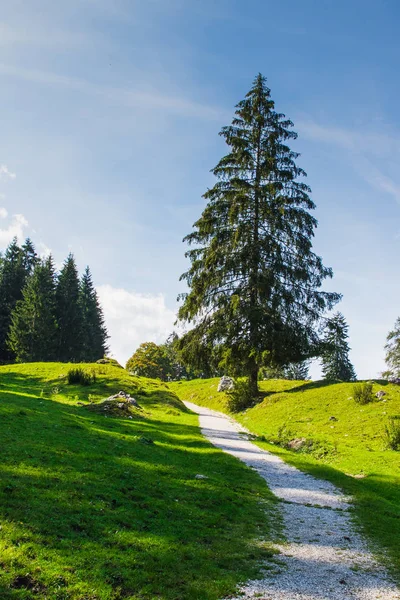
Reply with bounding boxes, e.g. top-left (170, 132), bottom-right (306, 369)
top-left (87, 391), bottom-right (142, 418)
